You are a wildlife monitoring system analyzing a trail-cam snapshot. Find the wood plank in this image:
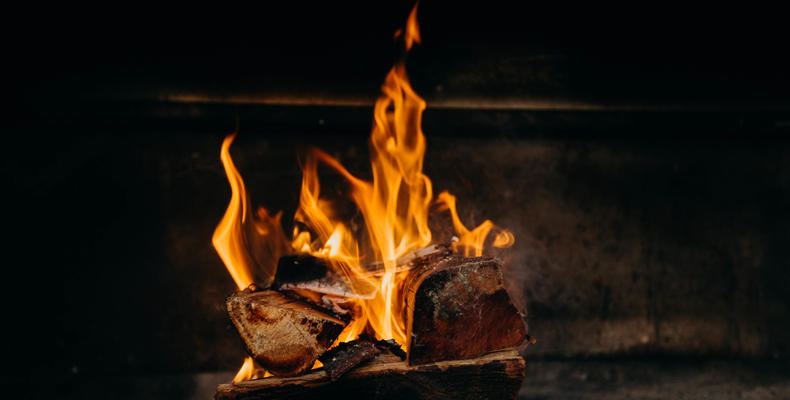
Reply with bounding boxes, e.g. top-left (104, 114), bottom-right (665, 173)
top-left (214, 348), bottom-right (525, 400)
